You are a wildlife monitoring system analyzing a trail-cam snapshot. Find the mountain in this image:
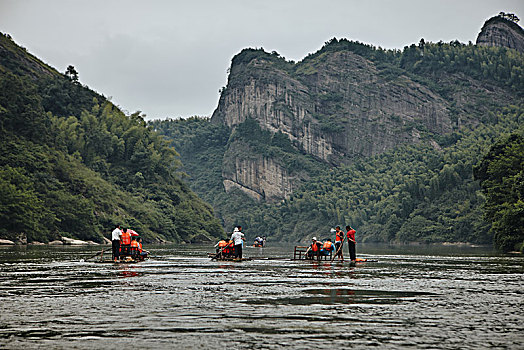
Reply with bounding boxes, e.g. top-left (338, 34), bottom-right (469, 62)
top-left (476, 12), bottom-right (524, 52)
top-left (210, 39), bottom-right (521, 202)
top-left (153, 14), bottom-right (524, 249)
top-left (0, 33), bottom-right (224, 244)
